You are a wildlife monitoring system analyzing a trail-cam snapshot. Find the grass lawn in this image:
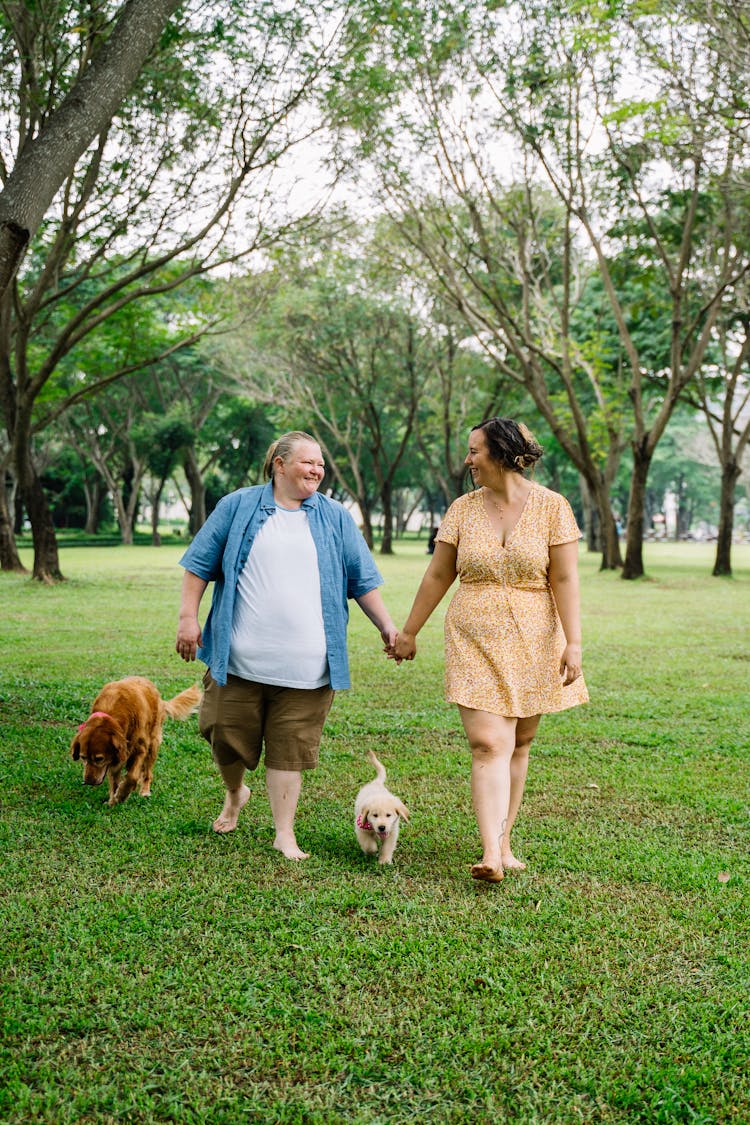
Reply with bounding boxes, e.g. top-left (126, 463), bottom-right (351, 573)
top-left (1, 540), bottom-right (748, 1124)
